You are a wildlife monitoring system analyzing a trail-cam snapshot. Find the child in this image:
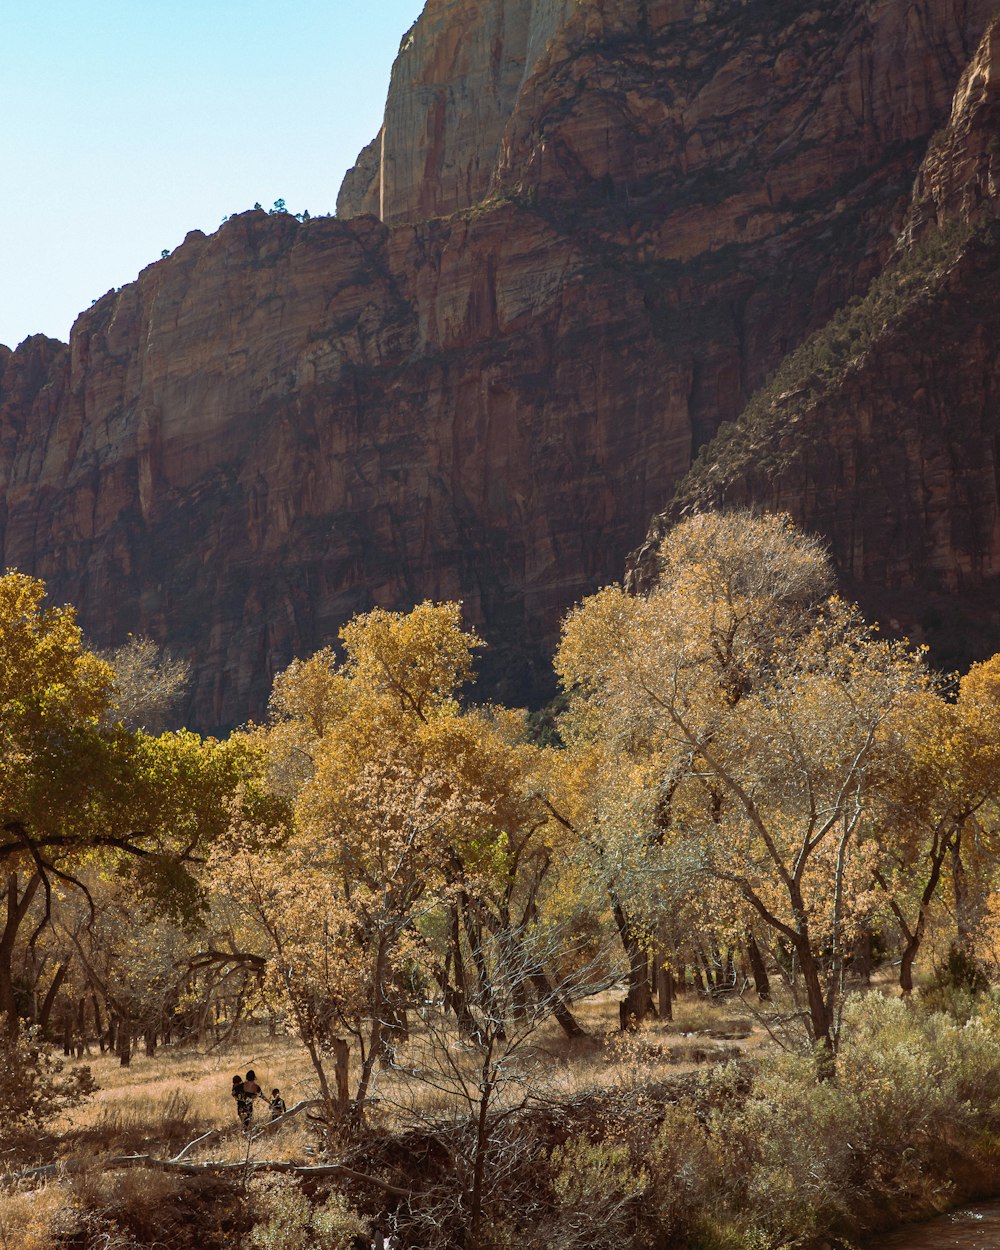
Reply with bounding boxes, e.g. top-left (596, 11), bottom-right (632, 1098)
top-left (269, 1087), bottom-right (286, 1120)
